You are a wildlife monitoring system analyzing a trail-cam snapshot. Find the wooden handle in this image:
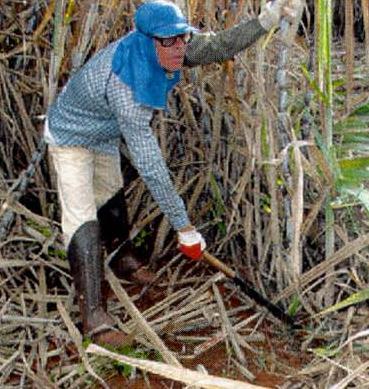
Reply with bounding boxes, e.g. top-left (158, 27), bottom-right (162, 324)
top-left (202, 251), bottom-right (236, 279)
